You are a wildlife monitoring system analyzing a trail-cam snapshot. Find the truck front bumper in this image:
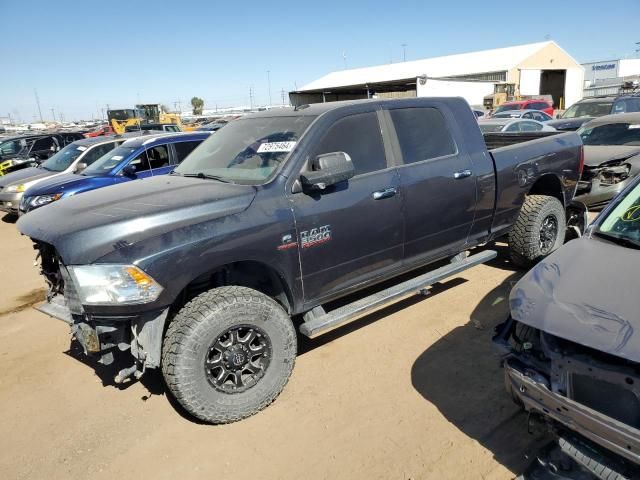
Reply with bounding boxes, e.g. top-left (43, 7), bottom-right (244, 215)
top-left (37, 293), bottom-right (168, 376)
